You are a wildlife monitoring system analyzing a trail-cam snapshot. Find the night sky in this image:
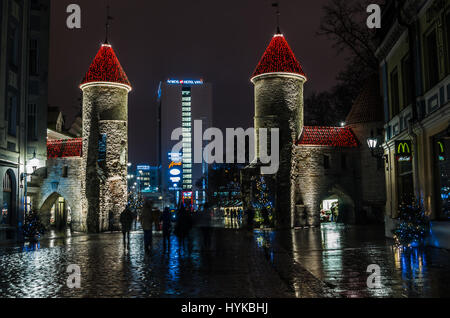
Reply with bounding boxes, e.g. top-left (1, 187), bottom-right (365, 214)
top-left (49, 0), bottom-right (348, 165)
